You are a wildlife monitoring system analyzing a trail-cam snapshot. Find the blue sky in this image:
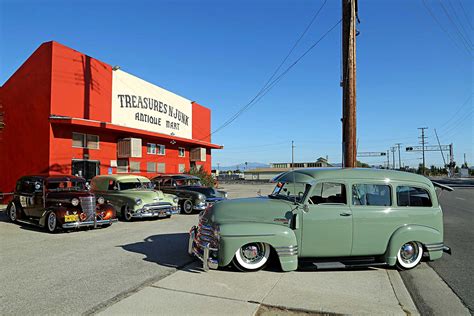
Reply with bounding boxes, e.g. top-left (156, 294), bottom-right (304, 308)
top-left (1, 0), bottom-right (472, 168)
